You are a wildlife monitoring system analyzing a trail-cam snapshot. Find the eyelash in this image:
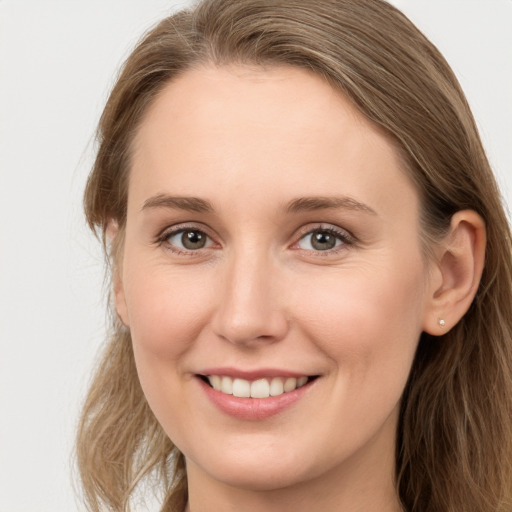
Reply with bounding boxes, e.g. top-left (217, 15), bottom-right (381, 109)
top-left (155, 223), bottom-right (355, 256)
top-left (292, 225), bottom-right (355, 255)
top-left (155, 224), bottom-right (216, 255)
